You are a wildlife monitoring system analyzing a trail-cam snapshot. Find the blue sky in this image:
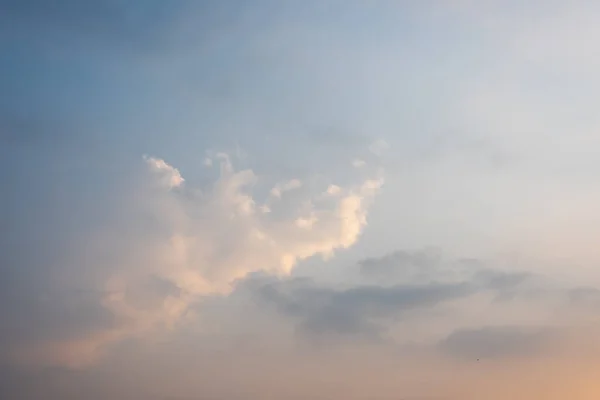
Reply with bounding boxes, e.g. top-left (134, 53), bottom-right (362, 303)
top-left (4, 1), bottom-right (600, 399)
